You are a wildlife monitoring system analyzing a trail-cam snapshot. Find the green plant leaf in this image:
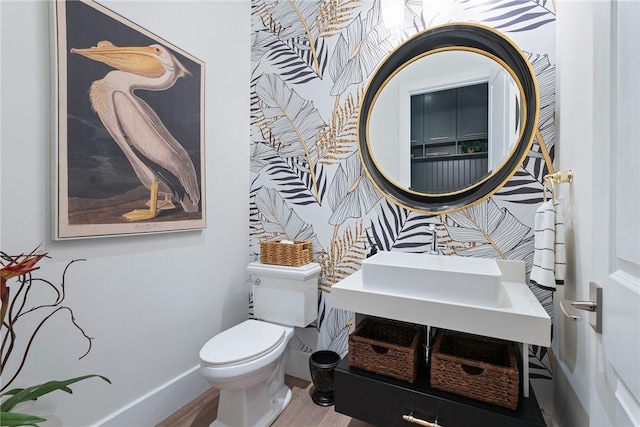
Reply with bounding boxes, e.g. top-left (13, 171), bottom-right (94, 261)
top-left (0, 411), bottom-right (47, 426)
top-left (1, 375), bottom-right (110, 413)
